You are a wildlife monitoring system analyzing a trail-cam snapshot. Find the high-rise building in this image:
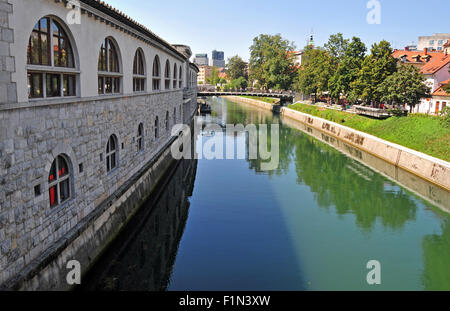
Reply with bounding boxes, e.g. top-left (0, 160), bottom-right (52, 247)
top-left (193, 53), bottom-right (209, 66)
top-left (210, 50), bottom-right (225, 68)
